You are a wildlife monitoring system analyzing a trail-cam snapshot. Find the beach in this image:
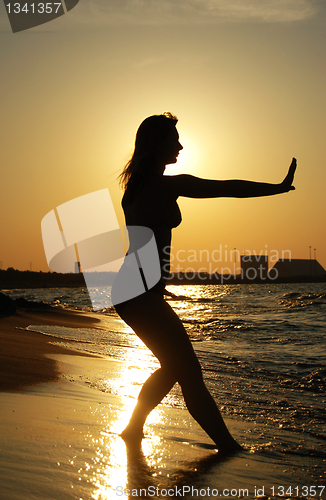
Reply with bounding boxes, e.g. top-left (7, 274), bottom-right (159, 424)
top-left (0, 307), bottom-right (103, 392)
top-left (0, 287), bottom-right (325, 499)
